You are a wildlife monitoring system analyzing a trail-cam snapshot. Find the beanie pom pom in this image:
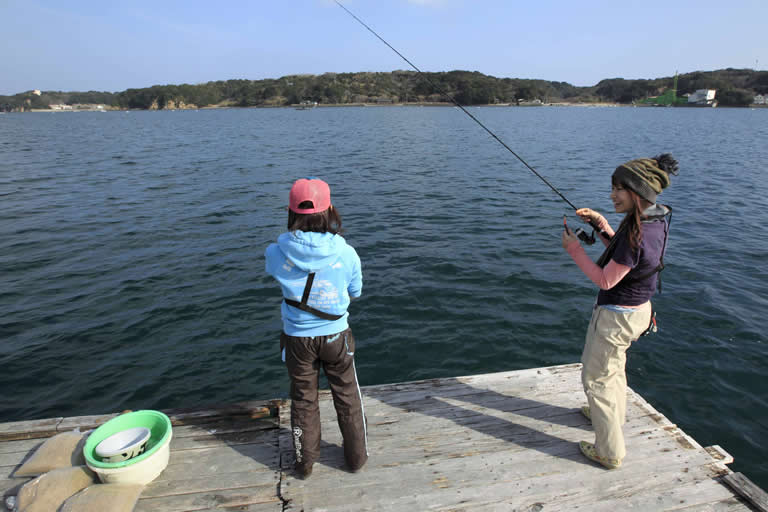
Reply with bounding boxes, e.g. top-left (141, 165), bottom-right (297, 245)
top-left (653, 153), bottom-right (679, 176)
